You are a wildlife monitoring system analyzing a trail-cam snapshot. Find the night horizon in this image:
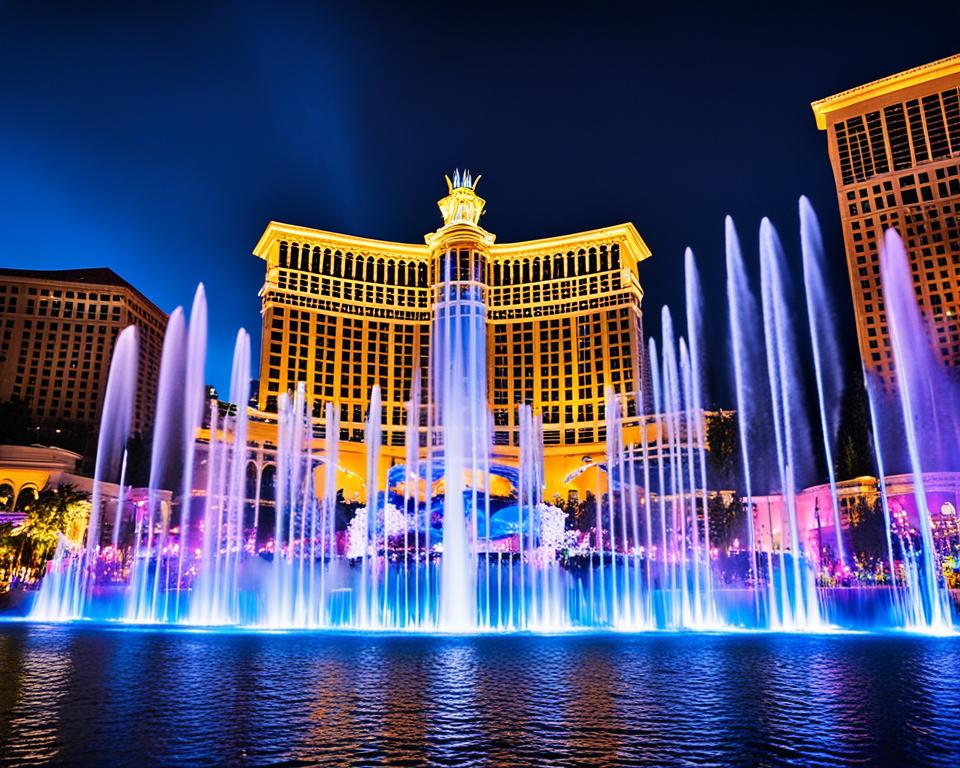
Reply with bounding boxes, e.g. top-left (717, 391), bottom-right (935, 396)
top-left (2, 2), bottom-right (958, 399)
